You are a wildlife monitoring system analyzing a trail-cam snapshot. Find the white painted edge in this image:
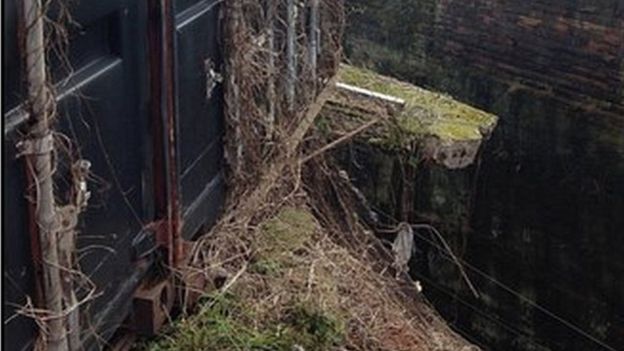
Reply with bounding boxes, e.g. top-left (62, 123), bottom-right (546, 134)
top-left (335, 82), bottom-right (406, 106)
